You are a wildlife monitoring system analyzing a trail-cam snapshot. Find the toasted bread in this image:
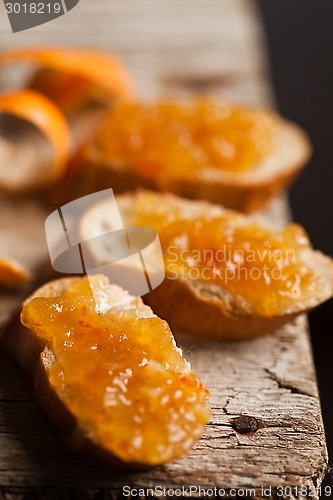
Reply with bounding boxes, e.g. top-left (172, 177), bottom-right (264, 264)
top-left (80, 192), bottom-right (333, 340)
top-left (78, 99), bottom-right (311, 213)
top-left (0, 275), bottom-right (210, 467)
